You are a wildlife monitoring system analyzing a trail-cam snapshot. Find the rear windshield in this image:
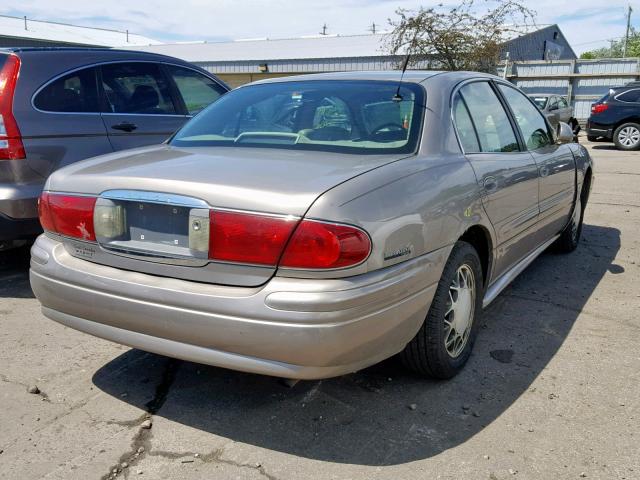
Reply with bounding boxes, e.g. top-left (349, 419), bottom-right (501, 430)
top-left (170, 80), bottom-right (424, 154)
top-left (530, 96), bottom-right (548, 109)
